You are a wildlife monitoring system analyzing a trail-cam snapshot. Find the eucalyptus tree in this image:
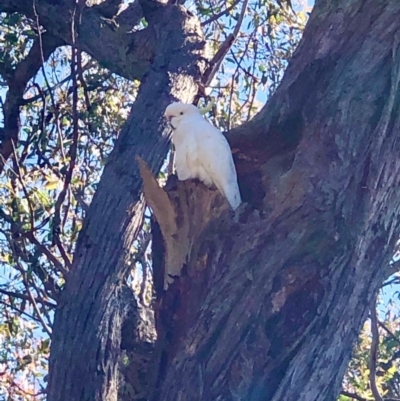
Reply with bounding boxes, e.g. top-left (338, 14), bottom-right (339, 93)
top-left (0, 1), bottom-right (400, 401)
